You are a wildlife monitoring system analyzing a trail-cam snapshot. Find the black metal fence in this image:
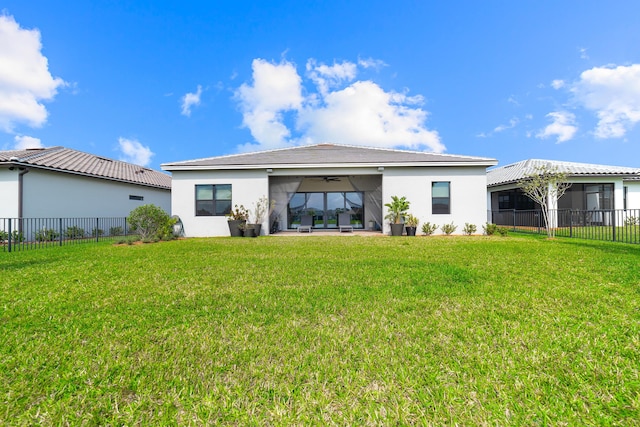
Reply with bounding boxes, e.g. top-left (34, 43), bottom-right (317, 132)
top-left (1, 217), bottom-right (131, 252)
top-left (489, 209), bottom-right (640, 244)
